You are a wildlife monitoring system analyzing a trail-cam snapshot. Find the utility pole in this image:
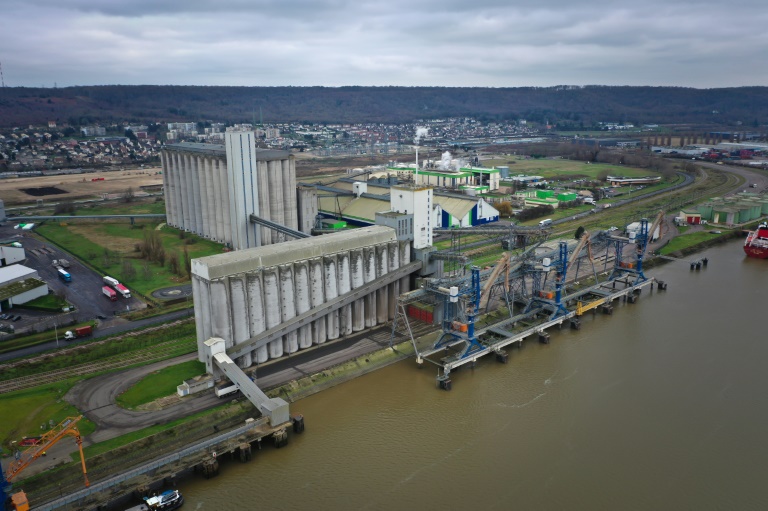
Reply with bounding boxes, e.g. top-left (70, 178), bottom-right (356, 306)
top-left (0, 61), bottom-right (5, 87)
